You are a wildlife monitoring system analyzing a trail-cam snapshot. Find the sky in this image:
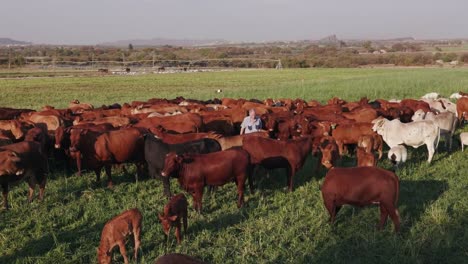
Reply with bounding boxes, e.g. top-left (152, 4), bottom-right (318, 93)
top-left (2, 0), bottom-right (468, 45)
